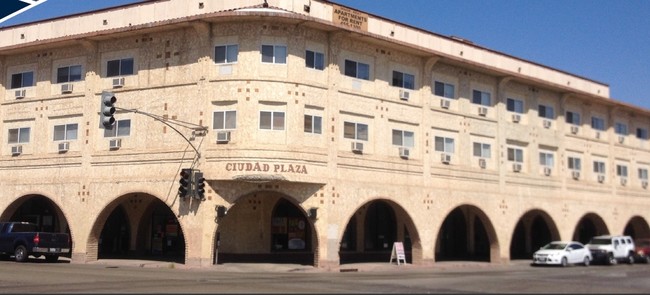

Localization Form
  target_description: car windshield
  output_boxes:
[589,238,610,245]
[542,243,567,250]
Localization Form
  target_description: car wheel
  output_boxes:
[627,254,635,264]
[645,256,650,264]
[14,245,27,263]
[608,253,617,265]
[583,256,590,266]
[561,257,568,267]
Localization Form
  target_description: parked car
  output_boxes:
[634,238,650,263]
[0,222,70,262]
[532,241,592,267]
[586,235,635,265]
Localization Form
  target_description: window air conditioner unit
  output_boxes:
[572,170,580,180]
[61,83,73,94]
[440,153,451,164]
[14,89,26,99]
[112,77,125,88]
[351,141,363,154]
[512,114,521,123]
[512,163,522,172]
[216,131,231,143]
[109,138,121,149]
[618,136,625,144]
[543,119,551,129]
[642,180,648,189]
[440,99,450,109]
[597,173,605,183]
[398,147,410,159]
[399,89,410,101]
[11,145,22,156]
[620,177,628,186]
[544,167,552,176]
[478,158,486,169]
[58,141,69,153]
[478,106,488,116]
[570,125,579,134]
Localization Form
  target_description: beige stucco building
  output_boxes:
[0,0,649,269]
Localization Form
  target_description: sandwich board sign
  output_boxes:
[389,242,406,265]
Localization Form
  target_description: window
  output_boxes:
[56,65,82,83]
[617,164,628,178]
[103,119,131,137]
[392,71,414,90]
[472,142,491,158]
[507,147,523,163]
[8,127,30,144]
[10,71,34,89]
[344,59,370,80]
[305,50,324,70]
[506,98,524,114]
[434,81,455,99]
[565,111,581,125]
[213,111,237,130]
[538,105,554,119]
[434,136,455,153]
[539,152,554,167]
[591,117,606,131]
[214,45,239,64]
[593,161,606,174]
[53,123,78,141]
[343,122,368,141]
[392,130,414,147]
[107,58,134,77]
[472,90,491,106]
[259,111,285,130]
[304,115,322,134]
[568,157,581,171]
[261,45,287,64]
[639,168,648,180]
[637,128,649,140]
[615,122,628,135]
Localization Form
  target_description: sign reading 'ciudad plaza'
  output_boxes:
[225,162,308,174]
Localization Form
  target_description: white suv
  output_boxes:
[586,235,636,265]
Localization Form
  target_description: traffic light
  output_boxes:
[99,91,117,129]
[194,171,205,200]
[178,168,192,199]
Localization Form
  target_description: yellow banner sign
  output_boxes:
[332,4,368,31]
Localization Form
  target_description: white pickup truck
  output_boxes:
[586,235,636,265]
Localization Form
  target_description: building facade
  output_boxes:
[0,0,649,269]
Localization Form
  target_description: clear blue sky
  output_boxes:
[2,0,649,110]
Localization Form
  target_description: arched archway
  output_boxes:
[573,213,608,244]
[1,195,69,234]
[435,205,498,262]
[510,210,559,260]
[623,216,650,239]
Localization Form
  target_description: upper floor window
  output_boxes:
[506,98,524,114]
[639,168,648,180]
[392,129,414,147]
[344,122,368,141]
[259,111,285,130]
[56,65,82,83]
[392,71,414,90]
[8,127,30,144]
[472,90,491,106]
[472,142,491,158]
[11,71,34,89]
[591,116,606,131]
[538,105,555,119]
[565,111,581,125]
[507,147,523,163]
[616,164,628,178]
[593,161,606,174]
[215,45,239,64]
[434,81,455,99]
[568,156,581,171]
[344,59,370,80]
[305,50,324,70]
[261,45,287,64]
[434,136,455,153]
[615,122,628,135]
[107,58,134,77]
[104,119,131,137]
[539,152,554,168]
[304,115,322,134]
[53,123,78,141]
[637,128,649,140]
[213,111,237,130]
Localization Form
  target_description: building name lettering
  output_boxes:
[225,162,308,174]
